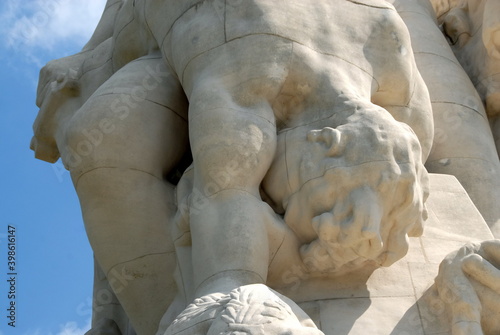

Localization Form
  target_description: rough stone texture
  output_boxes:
[31,1,500,334]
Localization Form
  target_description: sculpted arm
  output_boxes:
[369,5,434,161]
[37,0,122,104]
[82,0,123,52]
[32,1,124,162]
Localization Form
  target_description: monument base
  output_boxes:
[294,173,493,334]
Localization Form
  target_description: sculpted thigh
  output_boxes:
[60,56,189,180]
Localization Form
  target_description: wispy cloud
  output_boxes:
[55,318,92,335]
[1,0,106,65]
[25,318,91,335]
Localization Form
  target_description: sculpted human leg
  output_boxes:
[60,56,188,335]
[187,85,277,298]
[165,73,328,334]
[392,0,500,237]
[87,260,134,335]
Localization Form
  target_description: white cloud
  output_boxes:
[55,318,92,335]
[1,0,106,64]
[24,318,91,335]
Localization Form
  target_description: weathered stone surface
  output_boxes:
[32,1,500,334]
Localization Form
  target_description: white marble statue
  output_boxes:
[31,0,500,334]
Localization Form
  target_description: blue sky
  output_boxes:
[0,1,107,334]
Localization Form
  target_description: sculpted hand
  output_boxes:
[299,99,428,273]
[435,240,500,335]
[38,66,80,107]
[36,54,84,107]
[300,186,384,273]
[32,58,82,163]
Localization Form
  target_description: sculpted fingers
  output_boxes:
[358,193,383,254]
[302,209,362,272]
[300,240,331,272]
[381,180,423,265]
[357,234,383,260]
[462,253,500,293]
[436,245,484,335]
[407,164,428,237]
[312,212,340,243]
[53,68,80,93]
[337,187,381,247]
[435,241,500,334]
[350,188,384,259]
[38,60,72,106]
[437,273,483,335]
[481,240,500,268]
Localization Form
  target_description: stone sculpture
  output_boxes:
[389,0,500,238]
[31,0,500,334]
[431,0,500,156]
